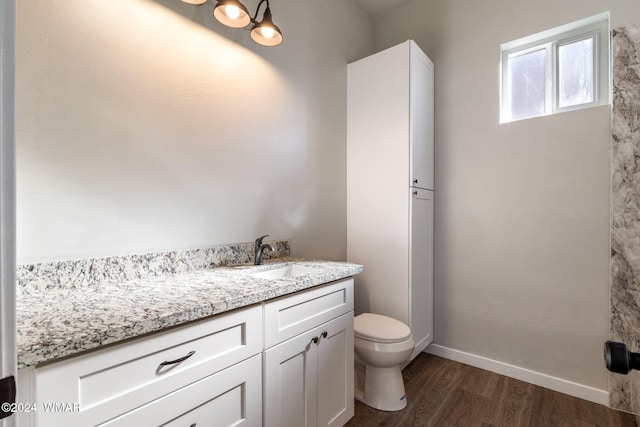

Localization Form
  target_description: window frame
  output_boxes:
[500,12,610,123]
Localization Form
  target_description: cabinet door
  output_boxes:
[409,42,435,190]
[264,328,318,427]
[317,313,354,427]
[409,188,434,358]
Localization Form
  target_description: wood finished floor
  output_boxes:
[345,353,637,427]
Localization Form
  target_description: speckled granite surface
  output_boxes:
[18,259,362,368]
[610,23,640,413]
[17,240,290,294]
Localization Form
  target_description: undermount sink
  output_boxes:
[248,264,316,280]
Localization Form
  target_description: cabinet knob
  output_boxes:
[413,179,418,184]
[159,350,196,367]
[311,336,319,344]
[190,424,197,427]
[413,191,418,196]
[321,331,328,339]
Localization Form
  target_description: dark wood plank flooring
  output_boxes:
[345,353,637,427]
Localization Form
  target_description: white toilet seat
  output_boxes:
[355,335,415,354]
[355,313,411,343]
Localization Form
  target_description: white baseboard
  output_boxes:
[426,344,608,406]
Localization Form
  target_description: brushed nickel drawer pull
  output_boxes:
[159,350,196,367]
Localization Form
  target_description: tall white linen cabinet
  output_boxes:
[347,40,434,360]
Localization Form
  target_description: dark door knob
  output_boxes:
[604,341,640,374]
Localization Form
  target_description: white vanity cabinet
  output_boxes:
[20,305,263,427]
[17,276,357,427]
[263,279,354,427]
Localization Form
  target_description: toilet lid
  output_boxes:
[354,313,411,343]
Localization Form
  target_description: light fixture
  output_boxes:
[213,0,251,29]
[180,0,283,47]
[250,4,283,47]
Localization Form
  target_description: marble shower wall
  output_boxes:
[610,22,640,414]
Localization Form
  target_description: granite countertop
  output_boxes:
[17,259,363,369]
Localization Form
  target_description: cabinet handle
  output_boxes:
[413,191,418,196]
[159,350,196,367]
[321,331,328,339]
[190,424,197,427]
[311,336,319,344]
[413,179,418,184]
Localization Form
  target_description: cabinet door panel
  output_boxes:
[317,313,354,427]
[264,328,318,427]
[410,42,435,190]
[409,188,434,358]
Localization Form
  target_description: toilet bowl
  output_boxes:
[354,313,415,411]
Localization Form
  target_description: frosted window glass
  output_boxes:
[558,38,594,108]
[508,49,546,121]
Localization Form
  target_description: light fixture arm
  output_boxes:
[250,0,270,24]
[248,0,282,46]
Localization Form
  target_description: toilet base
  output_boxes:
[355,364,407,411]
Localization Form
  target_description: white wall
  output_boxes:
[371,0,640,394]
[0,2,17,427]
[16,0,374,264]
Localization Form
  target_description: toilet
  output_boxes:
[354,313,415,411]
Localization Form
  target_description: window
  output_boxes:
[500,12,609,123]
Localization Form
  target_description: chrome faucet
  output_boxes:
[254,234,275,265]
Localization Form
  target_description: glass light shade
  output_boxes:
[181,0,207,4]
[213,0,251,28]
[250,8,283,46]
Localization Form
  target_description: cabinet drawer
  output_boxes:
[99,354,262,427]
[264,279,354,348]
[36,305,262,427]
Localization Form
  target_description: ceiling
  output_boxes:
[354,0,412,15]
